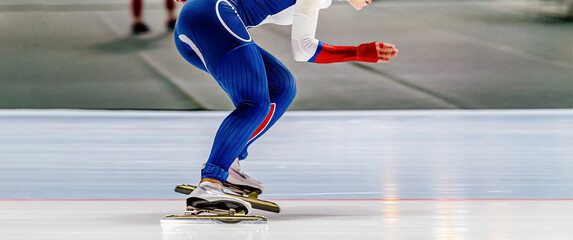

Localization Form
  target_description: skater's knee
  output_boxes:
[269,69,297,106]
[274,79,297,106]
[237,99,271,118]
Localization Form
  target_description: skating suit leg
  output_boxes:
[174,0,295,183]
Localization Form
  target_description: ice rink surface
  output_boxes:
[1,109,572,239]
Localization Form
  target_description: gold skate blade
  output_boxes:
[175,184,280,213]
[185,206,245,216]
[161,214,268,224]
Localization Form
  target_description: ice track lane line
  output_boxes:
[2,199,573,202]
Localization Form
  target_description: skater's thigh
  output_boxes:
[174,0,252,76]
[257,46,296,97]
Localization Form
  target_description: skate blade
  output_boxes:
[175,184,280,213]
[161,215,268,224]
[222,182,262,197]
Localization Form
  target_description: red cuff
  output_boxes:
[313,42,378,64]
[314,44,356,63]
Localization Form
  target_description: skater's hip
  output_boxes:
[175,0,253,76]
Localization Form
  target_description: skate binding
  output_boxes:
[222,179,264,197]
[185,197,250,215]
[247,192,259,199]
[184,206,243,216]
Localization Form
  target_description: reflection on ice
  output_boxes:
[162,223,269,240]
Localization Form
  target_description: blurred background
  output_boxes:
[1,0,572,111]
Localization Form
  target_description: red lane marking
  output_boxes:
[0,199,182,202]
[268,198,573,201]
[1,198,572,202]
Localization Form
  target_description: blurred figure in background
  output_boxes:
[131,0,178,34]
[533,0,573,19]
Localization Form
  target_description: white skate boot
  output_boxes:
[186,181,252,215]
[223,158,265,196]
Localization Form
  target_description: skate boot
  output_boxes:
[186,181,252,215]
[223,158,265,197]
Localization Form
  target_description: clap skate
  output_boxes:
[175,159,279,213]
[162,181,275,224]
[173,183,280,213]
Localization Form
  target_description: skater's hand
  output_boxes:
[376,42,398,63]
[174,0,186,3]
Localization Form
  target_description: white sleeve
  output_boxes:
[290,0,331,62]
